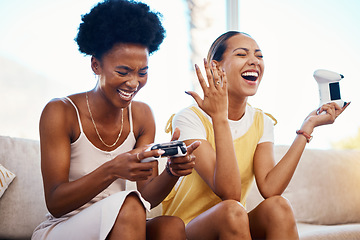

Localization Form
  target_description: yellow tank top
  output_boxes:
[162,106,266,225]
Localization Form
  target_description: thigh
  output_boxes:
[185,205,225,240]
[107,193,147,239]
[35,191,147,240]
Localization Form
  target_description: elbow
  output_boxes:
[259,188,283,200]
[45,197,68,218]
[217,189,241,202]
[213,181,242,202]
[51,212,64,218]
[260,192,272,200]
[47,205,65,218]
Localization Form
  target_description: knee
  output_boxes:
[110,194,147,237]
[158,216,185,234]
[218,200,249,228]
[120,193,146,221]
[147,216,186,240]
[264,196,296,224]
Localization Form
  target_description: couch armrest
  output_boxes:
[0,136,48,239]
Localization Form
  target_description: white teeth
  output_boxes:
[242,71,259,77]
[117,89,134,99]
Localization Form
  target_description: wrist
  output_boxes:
[103,160,118,182]
[211,114,228,125]
[165,160,178,178]
[300,120,315,135]
[296,129,313,143]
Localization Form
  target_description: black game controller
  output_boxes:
[141,140,187,162]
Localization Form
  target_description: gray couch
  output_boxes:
[1,135,360,239]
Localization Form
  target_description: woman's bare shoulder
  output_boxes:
[131,100,153,117]
[40,97,80,137]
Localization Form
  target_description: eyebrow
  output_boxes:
[233,47,262,53]
[140,66,149,71]
[115,66,149,71]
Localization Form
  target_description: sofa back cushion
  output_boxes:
[0,136,48,239]
[247,145,360,225]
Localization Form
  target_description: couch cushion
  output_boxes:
[0,136,48,239]
[297,223,360,240]
[278,146,360,225]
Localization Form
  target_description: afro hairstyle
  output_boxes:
[75,0,166,60]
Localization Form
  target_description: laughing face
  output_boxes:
[218,34,264,99]
[93,43,149,108]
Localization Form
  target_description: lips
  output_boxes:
[117,89,136,101]
[241,71,259,82]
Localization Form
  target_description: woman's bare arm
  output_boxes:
[254,102,350,198]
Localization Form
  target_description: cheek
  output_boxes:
[138,77,148,90]
[225,67,240,85]
[222,63,235,80]
[226,75,240,91]
[259,63,265,79]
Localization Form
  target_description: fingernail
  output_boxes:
[203,58,207,64]
[211,61,215,67]
[194,64,199,70]
[185,91,191,95]
[158,149,165,155]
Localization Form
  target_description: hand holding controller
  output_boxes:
[141,140,187,163]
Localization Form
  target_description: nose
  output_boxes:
[247,54,260,66]
[125,76,140,90]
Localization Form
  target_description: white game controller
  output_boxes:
[141,140,187,163]
[314,69,346,109]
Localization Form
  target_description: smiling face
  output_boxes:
[217,34,264,100]
[92,43,149,108]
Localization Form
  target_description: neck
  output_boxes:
[88,89,124,122]
[228,96,247,121]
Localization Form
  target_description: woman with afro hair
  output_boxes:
[32,0,199,239]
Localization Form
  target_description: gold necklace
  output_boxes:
[86,92,124,148]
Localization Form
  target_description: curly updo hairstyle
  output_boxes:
[75,0,166,60]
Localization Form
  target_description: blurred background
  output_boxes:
[0,0,359,149]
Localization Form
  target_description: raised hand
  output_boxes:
[186,58,228,119]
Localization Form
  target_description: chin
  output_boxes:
[245,87,259,97]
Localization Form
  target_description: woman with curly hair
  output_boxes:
[31,0,199,239]
[163,31,349,239]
